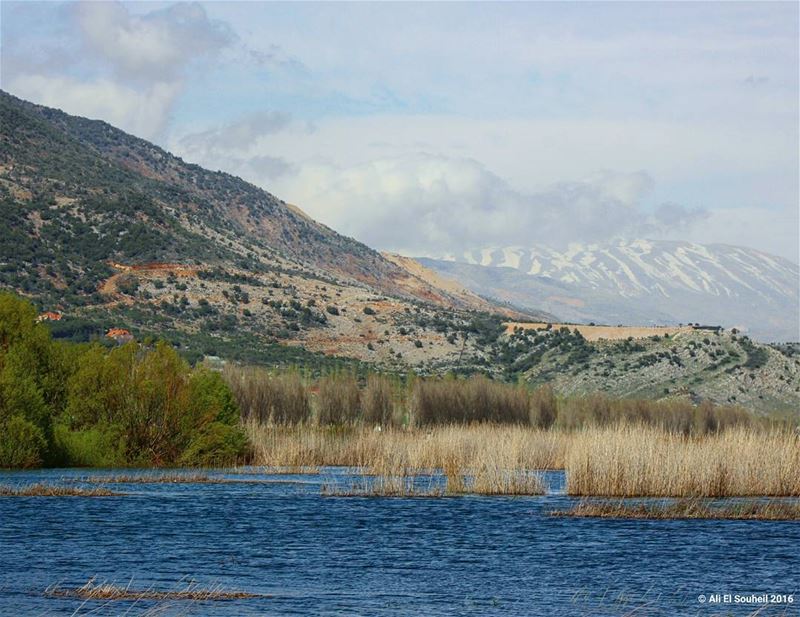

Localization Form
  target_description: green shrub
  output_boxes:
[0,291,39,348]
[0,415,47,468]
[63,342,245,466]
[53,423,125,467]
[186,369,239,427]
[178,422,247,467]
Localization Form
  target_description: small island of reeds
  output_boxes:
[552,499,800,520]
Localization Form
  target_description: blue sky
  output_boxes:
[2,1,798,261]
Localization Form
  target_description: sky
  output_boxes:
[1,1,798,262]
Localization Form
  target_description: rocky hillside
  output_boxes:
[0,90,531,372]
[424,239,799,342]
[0,90,494,312]
[1,91,796,413]
[500,324,799,414]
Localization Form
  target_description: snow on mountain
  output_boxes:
[422,240,799,341]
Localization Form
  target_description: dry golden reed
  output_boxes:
[245,423,566,472]
[84,473,216,484]
[566,426,800,497]
[246,421,798,498]
[82,473,276,485]
[228,465,320,475]
[321,475,445,497]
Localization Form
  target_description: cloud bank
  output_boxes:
[2,1,797,261]
[3,1,238,139]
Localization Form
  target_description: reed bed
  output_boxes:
[245,422,566,472]
[232,366,796,500]
[227,465,320,475]
[247,421,798,499]
[82,473,278,485]
[83,473,218,484]
[322,466,544,497]
[566,426,800,497]
[468,464,546,495]
[225,366,311,424]
[259,423,554,496]
[322,475,446,497]
[0,483,121,497]
[317,374,362,425]
[45,578,265,601]
[553,499,800,520]
[361,374,398,426]
[412,376,529,425]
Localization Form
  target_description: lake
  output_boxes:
[0,468,797,616]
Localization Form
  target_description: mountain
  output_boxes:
[0,89,495,308]
[1,91,797,413]
[422,240,799,342]
[1,90,542,373]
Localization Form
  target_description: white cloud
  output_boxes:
[3,1,235,140]
[260,154,710,257]
[4,2,796,262]
[8,74,181,139]
[210,113,794,200]
[72,1,233,82]
[178,111,295,156]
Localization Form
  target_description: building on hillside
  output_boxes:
[691,324,723,333]
[106,328,134,344]
[37,311,62,322]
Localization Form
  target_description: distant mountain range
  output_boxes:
[421,240,799,341]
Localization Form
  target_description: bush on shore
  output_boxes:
[0,292,246,469]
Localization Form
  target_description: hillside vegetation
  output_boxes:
[505,324,799,413]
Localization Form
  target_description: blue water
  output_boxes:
[0,468,797,616]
